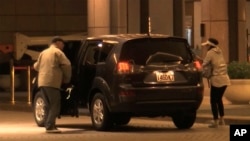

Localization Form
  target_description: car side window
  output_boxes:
[95,43,114,63]
[85,47,98,64]
[80,40,101,65]
[83,42,114,65]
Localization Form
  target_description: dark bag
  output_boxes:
[60,85,79,117]
[202,64,213,78]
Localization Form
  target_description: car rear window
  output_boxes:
[120,38,192,65]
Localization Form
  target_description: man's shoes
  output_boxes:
[46,127,61,133]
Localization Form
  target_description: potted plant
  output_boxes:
[224,61,250,104]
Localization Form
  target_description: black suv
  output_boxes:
[32,34,204,131]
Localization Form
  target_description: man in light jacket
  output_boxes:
[34,37,71,133]
[202,38,231,128]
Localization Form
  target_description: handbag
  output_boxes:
[202,63,212,78]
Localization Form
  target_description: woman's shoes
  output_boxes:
[208,118,225,128]
[208,120,219,128]
[219,118,225,125]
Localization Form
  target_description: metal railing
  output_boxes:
[10,60,32,104]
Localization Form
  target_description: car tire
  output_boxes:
[33,91,47,127]
[172,112,196,129]
[90,93,113,131]
[113,114,131,126]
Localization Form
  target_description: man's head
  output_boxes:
[51,36,65,50]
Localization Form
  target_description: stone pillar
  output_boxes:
[140,0,149,34]
[237,0,247,62]
[173,0,184,37]
[88,0,110,36]
[247,2,250,61]
[193,1,202,56]
[110,0,127,34]
[127,0,140,33]
[201,0,247,62]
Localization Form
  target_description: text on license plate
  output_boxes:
[156,71,175,82]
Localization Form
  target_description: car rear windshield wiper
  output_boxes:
[146,52,183,65]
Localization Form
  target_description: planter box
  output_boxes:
[224,79,250,104]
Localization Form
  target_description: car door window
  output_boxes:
[80,40,101,65]
[85,47,97,64]
[95,42,114,64]
[83,42,114,65]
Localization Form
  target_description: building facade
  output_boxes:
[0,0,250,62]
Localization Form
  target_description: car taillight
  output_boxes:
[117,62,132,74]
[194,60,202,70]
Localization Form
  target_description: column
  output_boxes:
[127,0,140,33]
[88,0,110,36]
[237,0,247,61]
[247,2,250,61]
[193,1,202,56]
[110,0,127,34]
[140,0,149,34]
[173,0,184,37]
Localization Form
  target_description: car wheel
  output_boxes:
[33,92,47,127]
[113,114,131,126]
[90,93,113,131]
[172,112,196,129]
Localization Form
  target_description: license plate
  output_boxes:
[156,71,175,82]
